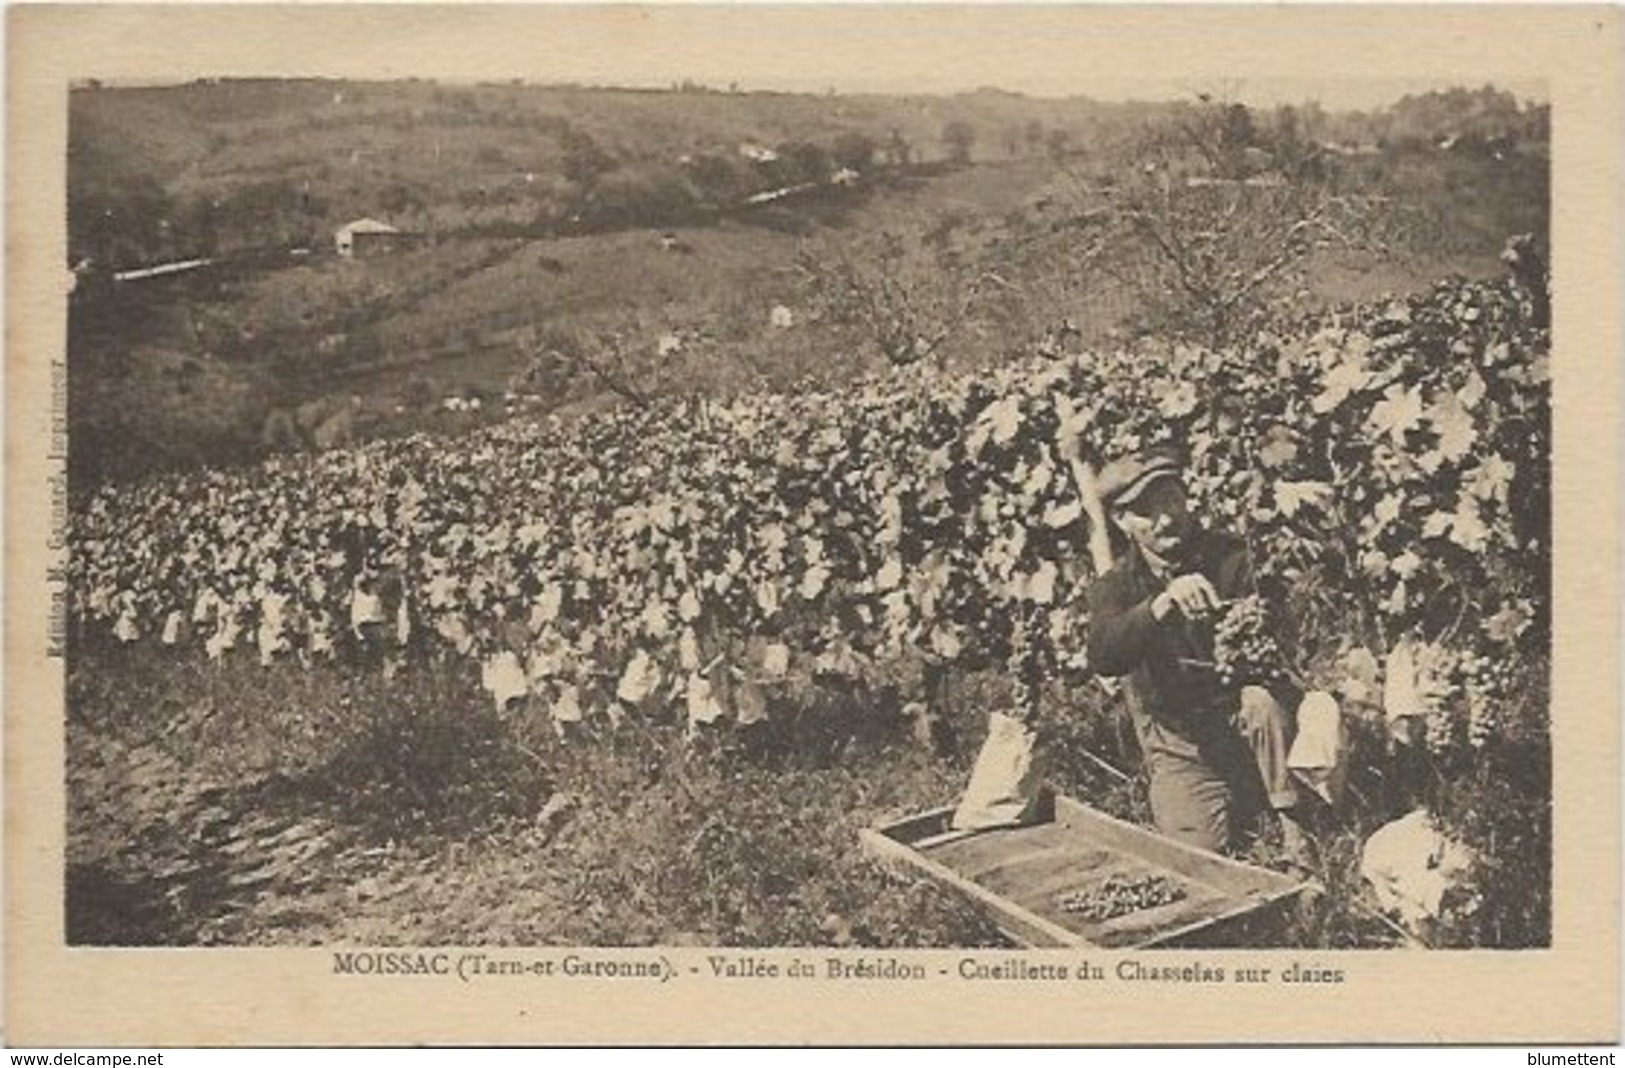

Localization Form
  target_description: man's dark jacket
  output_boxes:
[1086,528,1262,753]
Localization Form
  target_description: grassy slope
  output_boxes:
[66,645,1012,947]
[68,636,1412,947]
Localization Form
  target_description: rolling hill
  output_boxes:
[66,79,1548,486]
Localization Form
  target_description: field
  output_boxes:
[66,80,1551,950]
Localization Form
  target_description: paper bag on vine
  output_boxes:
[951,711,1044,831]
[1288,690,1349,806]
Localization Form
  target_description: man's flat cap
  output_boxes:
[1097,448,1182,508]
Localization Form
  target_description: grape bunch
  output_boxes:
[1424,697,1456,756]
[1007,609,1050,723]
[1057,872,1186,922]
[1211,595,1284,688]
[1456,649,1513,749]
[1414,642,1461,756]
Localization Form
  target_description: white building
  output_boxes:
[335,218,419,259]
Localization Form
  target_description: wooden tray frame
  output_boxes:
[860,793,1310,948]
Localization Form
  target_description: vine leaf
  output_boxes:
[1257,426,1299,469]
[1422,495,1490,553]
[1428,393,1477,464]
[1465,454,1516,504]
[1368,384,1425,444]
[1274,480,1333,518]
[1373,493,1403,532]
[1311,352,1371,414]
[1158,381,1200,419]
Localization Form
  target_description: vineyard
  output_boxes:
[68,273,1551,948]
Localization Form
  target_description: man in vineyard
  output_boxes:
[1085,448,1309,861]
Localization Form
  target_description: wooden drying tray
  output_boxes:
[860,792,1310,948]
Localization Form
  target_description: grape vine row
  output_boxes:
[69,276,1550,764]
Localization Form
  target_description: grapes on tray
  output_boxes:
[1057,871,1186,921]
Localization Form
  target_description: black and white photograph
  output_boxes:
[7,3,1619,1048]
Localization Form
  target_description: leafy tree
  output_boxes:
[1001,124,1022,159]
[831,131,878,172]
[559,125,616,187]
[778,140,833,185]
[687,152,750,206]
[1218,102,1256,177]
[883,129,913,168]
[379,182,425,219]
[581,165,700,230]
[1045,128,1071,163]
[1031,109,1385,347]
[1024,119,1046,156]
[172,194,221,259]
[797,225,1004,370]
[67,116,173,267]
[941,120,976,166]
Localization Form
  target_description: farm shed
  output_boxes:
[335,218,422,259]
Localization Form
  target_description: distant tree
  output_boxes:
[1266,104,1323,181]
[798,228,1002,370]
[1383,86,1528,148]
[516,315,728,408]
[1221,102,1256,148]
[831,131,877,172]
[1045,128,1071,163]
[1218,102,1256,177]
[1002,124,1022,159]
[1045,116,1384,346]
[778,140,833,185]
[884,129,913,168]
[1024,119,1046,156]
[222,178,308,250]
[941,120,977,166]
[1270,105,1300,157]
[1295,100,1328,145]
[1520,102,1550,144]
[584,165,699,229]
[559,125,616,187]
[68,117,173,266]
[379,182,425,218]
[173,194,221,259]
[688,152,750,206]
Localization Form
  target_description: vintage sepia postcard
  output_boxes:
[6,3,1620,1047]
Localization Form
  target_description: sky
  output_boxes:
[62,5,1550,112]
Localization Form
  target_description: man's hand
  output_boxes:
[1152,574,1220,622]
